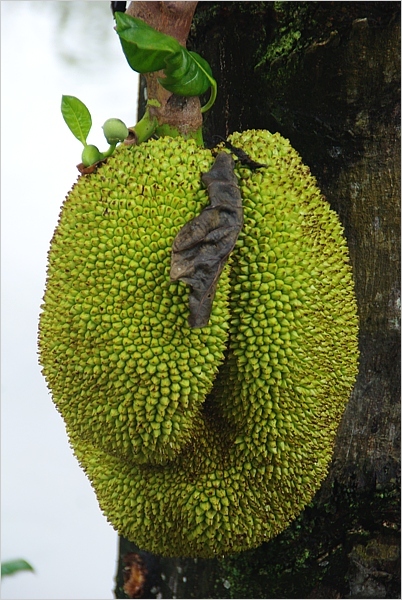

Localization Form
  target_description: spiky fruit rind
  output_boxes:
[218,130,359,456]
[39,137,230,464]
[39,130,359,558]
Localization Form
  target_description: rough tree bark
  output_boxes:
[115,2,400,598]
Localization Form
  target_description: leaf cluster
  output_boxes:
[61,97,129,169]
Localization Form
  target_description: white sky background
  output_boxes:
[1,2,139,598]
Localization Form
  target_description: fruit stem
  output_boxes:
[131,108,158,144]
[100,143,117,160]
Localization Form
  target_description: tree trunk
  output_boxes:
[115,2,400,597]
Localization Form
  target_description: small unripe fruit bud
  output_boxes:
[82,145,102,167]
[102,118,129,144]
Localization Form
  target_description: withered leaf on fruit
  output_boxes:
[170,152,243,328]
[212,135,267,170]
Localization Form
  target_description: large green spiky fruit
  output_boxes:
[38,130,359,558]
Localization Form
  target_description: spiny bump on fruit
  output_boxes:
[38,130,359,558]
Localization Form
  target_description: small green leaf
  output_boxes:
[115,13,217,107]
[61,95,92,145]
[1,559,34,578]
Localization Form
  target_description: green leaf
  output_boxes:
[115,13,217,101]
[61,95,92,145]
[1,559,34,578]
[115,13,181,73]
[161,50,214,97]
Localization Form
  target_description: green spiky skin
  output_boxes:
[40,139,230,464]
[38,130,359,558]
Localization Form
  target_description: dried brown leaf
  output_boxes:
[170,152,243,328]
